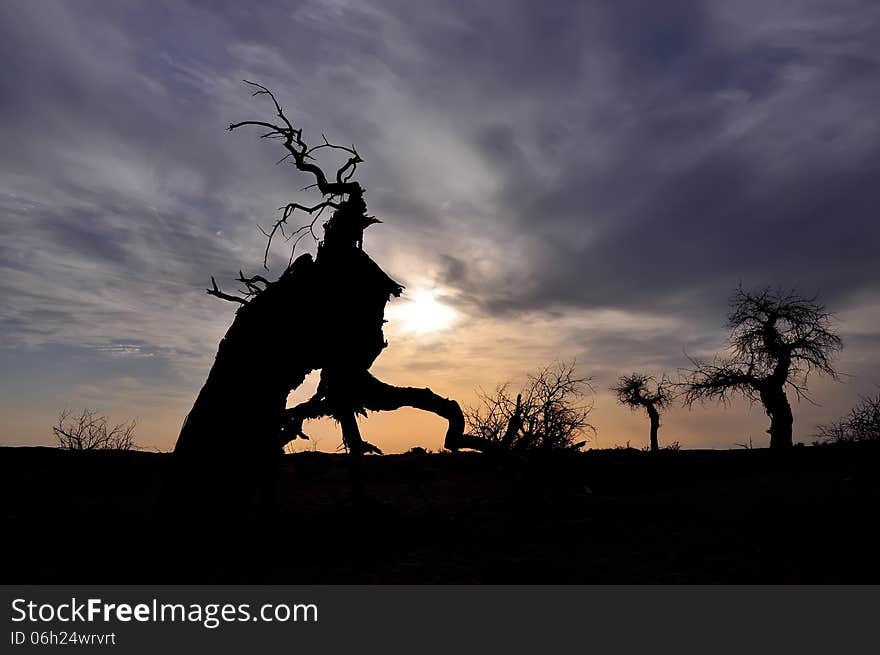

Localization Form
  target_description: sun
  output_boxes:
[389,288,457,334]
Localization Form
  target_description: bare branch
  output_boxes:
[678,354,760,407]
[226,81,378,267]
[612,372,673,410]
[235,270,272,298]
[228,81,362,198]
[258,199,339,268]
[207,276,249,305]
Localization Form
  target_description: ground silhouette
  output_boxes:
[3,443,879,583]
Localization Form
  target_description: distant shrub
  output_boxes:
[815,393,880,444]
[52,407,138,451]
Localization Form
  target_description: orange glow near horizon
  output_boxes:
[2,301,873,455]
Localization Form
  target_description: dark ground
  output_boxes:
[2,443,879,583]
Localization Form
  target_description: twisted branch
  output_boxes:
[228,81,366,267]
[207,276,249,305]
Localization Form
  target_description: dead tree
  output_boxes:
[681,286,842,449]
[174,82,491,468]
[612,373,671,452]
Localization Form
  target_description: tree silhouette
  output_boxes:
[612,373,671,452]
[464,361,595,451]
[173,82,491,469]
[682,286,842,449]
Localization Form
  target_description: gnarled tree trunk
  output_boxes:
[646,403,660,453]
[174,255,318,464]
[761,385,793,449]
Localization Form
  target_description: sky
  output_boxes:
[2,0,879,453]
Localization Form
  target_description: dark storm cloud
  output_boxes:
[1,0,879,392]
[427,0,880,322]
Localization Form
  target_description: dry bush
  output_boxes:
[816,392,880,444]
[52,407,138,451]
[464,360,595,451]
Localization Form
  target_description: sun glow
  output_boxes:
[389,288,457,334]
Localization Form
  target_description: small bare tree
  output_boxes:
[612,373,672,452]
[681,286,842,449]
[52,407,138,451]
[816,392,880,443]
[464,361,595,451]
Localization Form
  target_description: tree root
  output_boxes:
[281,370,495,453]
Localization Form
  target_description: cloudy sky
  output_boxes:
[2,0,879,452]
